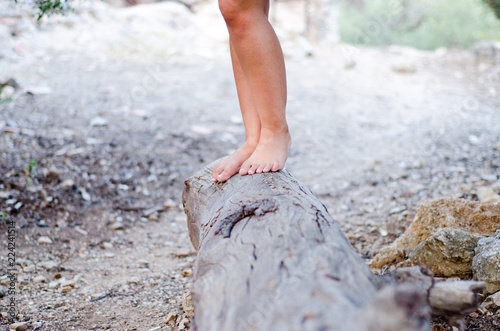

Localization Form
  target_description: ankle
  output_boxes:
[240,140,258,150]
[260,125,289,138]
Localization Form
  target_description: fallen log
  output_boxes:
[182,164,485,331]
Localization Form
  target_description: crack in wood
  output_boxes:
[310,204,326,242]
[214,199,278,238]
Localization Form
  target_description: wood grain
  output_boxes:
[183,164,482,331]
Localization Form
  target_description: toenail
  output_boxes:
[218,174,223,177]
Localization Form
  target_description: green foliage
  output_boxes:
[339,0,500,50]
[14,0,72,20]
[0,87,13,105]
[28,160,38,179]
[484,0,500,18]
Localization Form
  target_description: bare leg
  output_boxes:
[215,0,291,181]
[211,40,261,182]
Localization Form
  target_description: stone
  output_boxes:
[402,228,482,277]
[182,292,194,317]
[490,291,500,307]
[80,188,91,201]
[23,265,35,272]
[90,116,108,127]
[481,291,500,309]
[111,222,124,231]
[9,322,28,331]
[138,260,149,268]
[175,248,191,258]
[165,312,178,324]
[371,198,500,269]
[37,236,53,244]
[48,281,59,289]
[36,219,50,227]
[59,179,75,188]
[163,199,177,210]
[102,242,114,250]
[60,286,72,293]
[33,275,48,283]
[25,85,52,95]
[39,260,58,270]
[477,187,500,204]
[178,318,189,330]
[60,279,76,287]
[473,231,500,293]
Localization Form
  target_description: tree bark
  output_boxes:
[182,164,483,331]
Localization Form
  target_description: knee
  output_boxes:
[218,0,251,29]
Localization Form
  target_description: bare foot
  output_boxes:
[239,129,291,176]
[212,143,257,182]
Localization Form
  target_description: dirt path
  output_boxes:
[1,1,499,330]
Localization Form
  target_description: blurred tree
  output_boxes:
[14,0,72,20]
[484,0,500,18]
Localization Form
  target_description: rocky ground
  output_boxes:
[1,0,500,330]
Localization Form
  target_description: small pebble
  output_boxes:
[165,313,177,324]
[138,260,149,268]
[48,281,59,289]
[61,286,72,293]
[490,291,500,307]
[37,236,53,244]
[36,219,50,227]
[90,116,108,127]
[175,248,190,258]
[102,242,114,250]
[111,222,124,231]
[163,199,177,210]
[9,322,28,331]
[39,260,57,269]
[33,275,48,283]
[60,279,76,287]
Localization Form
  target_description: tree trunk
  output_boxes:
[182,164,484,331]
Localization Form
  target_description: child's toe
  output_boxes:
[255,165,264,174]
[239,160,252,175]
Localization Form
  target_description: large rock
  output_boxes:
[473,230,500,293]
[477,186,500,204]
[371,198,500,269]
[402,228,482,277]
